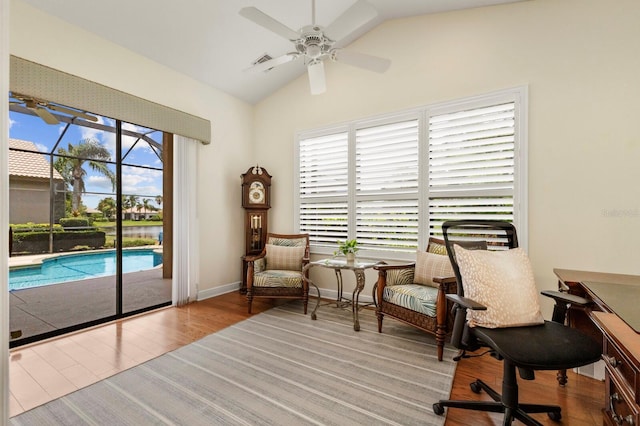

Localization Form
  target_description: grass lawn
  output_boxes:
[96,220,163,227]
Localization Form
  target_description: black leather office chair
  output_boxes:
[433,220,601,425]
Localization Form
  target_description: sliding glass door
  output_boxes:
[8,94,171,347]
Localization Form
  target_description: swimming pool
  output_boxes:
[9,249,163,291]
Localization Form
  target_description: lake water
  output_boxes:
[100,225,163,239]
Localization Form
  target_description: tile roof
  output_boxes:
[8,138,64,181]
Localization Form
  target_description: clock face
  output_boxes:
[248,181,265,204]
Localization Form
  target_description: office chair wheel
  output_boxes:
[470,380,483,394]
[548,411,562,421]
[432,403,444,415]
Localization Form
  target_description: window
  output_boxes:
[355,119,420,253]
[296,87,527,258]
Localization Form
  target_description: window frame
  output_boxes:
[295,86,528,260]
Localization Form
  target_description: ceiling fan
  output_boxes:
[239,0,391,95]
[9,92,98,125]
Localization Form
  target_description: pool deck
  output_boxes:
[9,247,170,344]
[9,245,164,269]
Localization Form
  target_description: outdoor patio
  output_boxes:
[9,252,171,344]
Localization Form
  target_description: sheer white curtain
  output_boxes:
[172,135,200,306]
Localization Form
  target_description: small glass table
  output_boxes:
[304,258,385,331]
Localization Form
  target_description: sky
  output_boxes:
[9,105,163,211]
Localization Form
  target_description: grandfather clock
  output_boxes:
[240,165,271,292]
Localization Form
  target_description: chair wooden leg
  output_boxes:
[436,338,444,362]
[376,312,383,333]
[436,326,446,361]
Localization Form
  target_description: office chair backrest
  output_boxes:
[441,220,519,350]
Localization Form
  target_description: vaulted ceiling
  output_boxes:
[17,0,525,104]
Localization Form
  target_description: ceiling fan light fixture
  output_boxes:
[306,44,322,59]
[307,61,326,95]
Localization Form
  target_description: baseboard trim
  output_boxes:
[197,283,374,305]
[197,281,240,301]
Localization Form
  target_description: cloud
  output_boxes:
[81,115,107,141]
[9,117,15,129]
[121,167,162,194]
[83,167,161,199]
[35,143,48,153]
[87,175,115,191]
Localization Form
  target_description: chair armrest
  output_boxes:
[375,263,415,288]
[244,253,266,263]
[541,290,591,307]
[373,262,415,272]
[433,276,457,292]
[446,294,487,311]
[374,263,415,307]
[541,290,592,324]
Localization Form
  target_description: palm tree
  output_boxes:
[55,138,115,214]
[97,197,117,219]
[142,198,155,213]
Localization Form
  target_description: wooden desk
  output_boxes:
[554,269,640,425]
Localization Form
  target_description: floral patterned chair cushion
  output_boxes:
[382,284,439,317]
[253,269,304,288]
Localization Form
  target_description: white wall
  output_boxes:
[253,0,640,300]
[9,0,255,296]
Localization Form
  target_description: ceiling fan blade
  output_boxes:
[30,106,60,125]
[244,53,299,73]
[333,49,391,73]
[324,0,378,42]
[47,104,98,122]
[307,61,326,95]
[239,7,300,41]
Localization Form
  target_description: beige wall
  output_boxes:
[253,0,640,301]
[9,0,255,294]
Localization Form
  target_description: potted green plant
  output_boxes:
[335,239,359,263]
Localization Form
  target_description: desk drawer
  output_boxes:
[605,373,639,426]
[604,337,639,404]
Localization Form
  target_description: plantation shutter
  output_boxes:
[427,102,516,236]
[355,119,419,252]
[299,131,349,247]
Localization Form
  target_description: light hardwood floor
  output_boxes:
[10,292,604,424]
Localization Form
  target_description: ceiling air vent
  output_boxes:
[252,54,274,72]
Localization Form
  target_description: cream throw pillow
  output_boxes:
[454,245,544,328]
[265,244,305,271]
[414,251,454,287]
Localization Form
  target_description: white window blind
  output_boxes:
[296,87,527,256]
[355,119,419,252]
[299,131,349,247]
[427,101,516,237]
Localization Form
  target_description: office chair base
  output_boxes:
[433,379,561,426]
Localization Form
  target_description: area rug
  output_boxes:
[10,301,457,425]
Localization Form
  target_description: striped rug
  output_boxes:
[10,301,457,425]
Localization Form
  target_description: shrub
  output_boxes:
[104,237,156,248]
[59,217,94,229]
[11,230,106,254]
[10,223,63,232]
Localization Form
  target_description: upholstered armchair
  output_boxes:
[245,233,310,314]
[373,238,457,361]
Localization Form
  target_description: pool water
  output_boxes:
[9,249,163,290]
